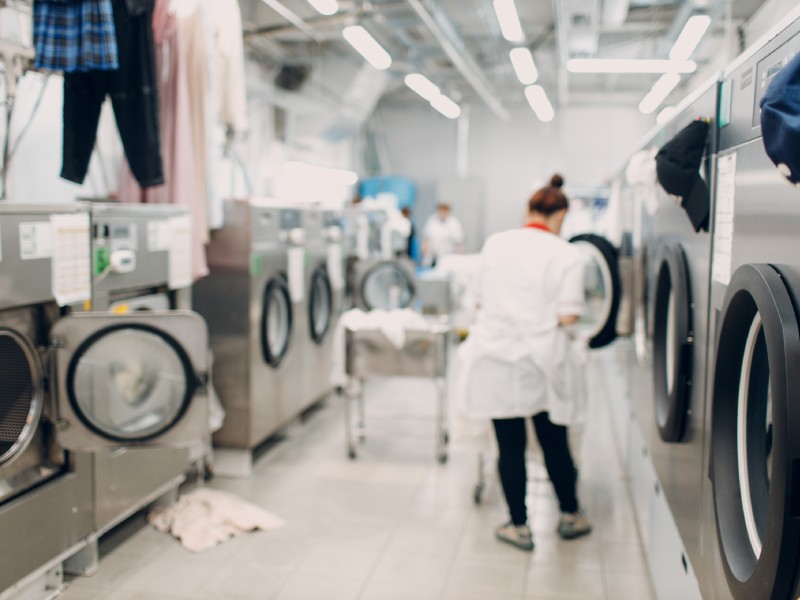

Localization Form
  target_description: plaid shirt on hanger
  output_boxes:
[34,0,119,73]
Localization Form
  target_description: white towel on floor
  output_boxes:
[148,489,284,552]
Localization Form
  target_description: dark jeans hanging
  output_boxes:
[492,412,579,526]
[61,0,164,188]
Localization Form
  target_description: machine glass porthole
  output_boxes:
[67,325,195,442]
[568,234,621,349]
[0,330,44,466]
[262,276,292,367]
[652,245,692,443]
[711,263,800,600]
[309,267,333,344]
[362,262,415,311]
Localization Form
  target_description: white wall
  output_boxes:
[372,101,652,243]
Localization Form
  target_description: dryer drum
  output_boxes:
[262,276,293,368]
[653,244,693,443]
[568,234,621,349]
[0,329,43,466]
[309,266,333,345]
[361,261,415,311]
[711,263,800,600]
[66,323,198,443]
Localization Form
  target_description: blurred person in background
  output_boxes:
[422,203,464,267]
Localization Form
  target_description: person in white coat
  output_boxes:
[462,174,591,551]
[421,203,464,266]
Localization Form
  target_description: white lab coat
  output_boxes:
[422,214,464,265]
[459,228,588,425]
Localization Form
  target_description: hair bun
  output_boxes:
[550,174,564,188]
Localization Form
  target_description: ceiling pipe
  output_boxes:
[551,0,570,105]
[259,0,322,42]
[405,0,510,121]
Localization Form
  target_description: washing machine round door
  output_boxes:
[569,234,622,349]
[262,276,293,367]
[711,264,800,600]
[361,261,415,311]
[309,266,333,344]
[652,245,693,442]
[0,329,44,466]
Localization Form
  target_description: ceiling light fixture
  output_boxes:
[430,94,461,119]
[670,15,712,60]
[306,0,338,15]
[342,25,392,70]
[566,59,697,74]
[639,74,681,114]
[493,0,524,43]
[524,85,554,122]
[509,47,538,85]
[404,73,440,101]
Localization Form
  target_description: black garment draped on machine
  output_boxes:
[61,0,164,188]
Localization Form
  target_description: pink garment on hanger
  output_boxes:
[118,0,208,280]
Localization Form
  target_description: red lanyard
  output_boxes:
[525,222,552,233]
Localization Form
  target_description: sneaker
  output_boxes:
[496,522,534,551]
[557,510,592,540]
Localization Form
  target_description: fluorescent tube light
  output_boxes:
[405,73,440,101]
[670,15,711,60]
[307,0,338,15]
[493,0,524,42]
[342,26,392,70]
[656,106,678,125]
[639,74,681,114]
[566,59,697,74]
[524,85,554,122]
[430,94,461,119]
[509,47,538,85]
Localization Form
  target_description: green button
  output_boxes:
[250,254,262,276]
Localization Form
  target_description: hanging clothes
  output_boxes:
[34,0,119,73]
[207,0,248,133]
[117,0,208,280]
[60,0,163,188]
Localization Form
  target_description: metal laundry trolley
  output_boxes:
[343,322,451,463]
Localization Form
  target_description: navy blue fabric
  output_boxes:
[761,53,800,185]
[34,0,119,73]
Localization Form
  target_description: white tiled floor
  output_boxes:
[59,354,656,600]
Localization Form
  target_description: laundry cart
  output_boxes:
[343,322,451,463]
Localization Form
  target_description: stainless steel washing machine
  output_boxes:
[193,199,304,456]
[0,205,209,595]
[85,203,201,536]
[702,14,800,599]
[298,207,345,410]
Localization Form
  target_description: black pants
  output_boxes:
[492,412,579,526]
[61,0,163,187]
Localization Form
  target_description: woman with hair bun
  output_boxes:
[461,173,591,551]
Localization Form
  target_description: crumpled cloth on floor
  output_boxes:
[330,308,432,386]
[148,488,284,552]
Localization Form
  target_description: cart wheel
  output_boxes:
[437,452,448,465]
[473,483,484,505]
[348,447,357,460]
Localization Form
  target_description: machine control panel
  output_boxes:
[752,34,800,127]
[280,209,301,231]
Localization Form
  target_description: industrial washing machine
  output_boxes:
[346,206,416,311]
[85,203,203,536]
[298,207,345,410]
[0,205,209,597]
[193,198,305,474]
[702,12,800,600]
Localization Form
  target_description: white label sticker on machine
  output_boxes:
[19,221,53,260]
[327,243,344,290]
[712,152,737,285]
[147,220,172,252]
[288,247,306,302]
[51,213,91,306]
[168,215,192,289]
